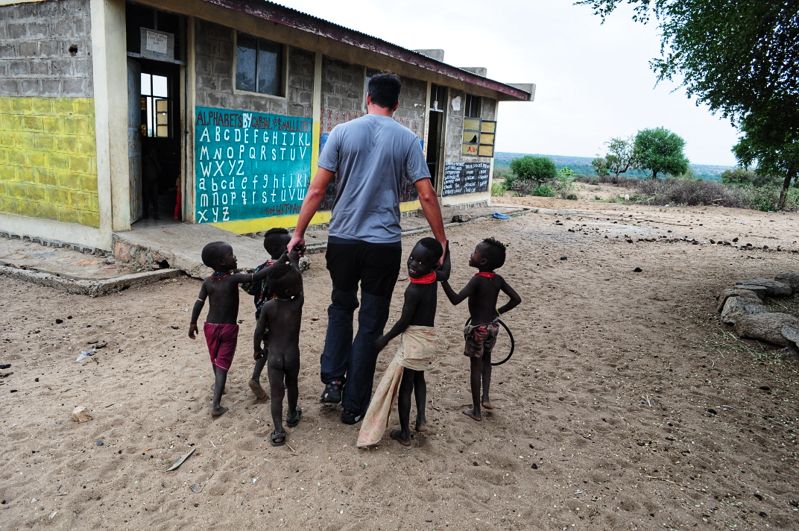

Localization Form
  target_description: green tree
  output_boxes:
[633,128,689,179]
[510,156,557,185]
[591,157,610,177]
[733,110,799,209]
[604,136,636,177]
[577,0,799,208]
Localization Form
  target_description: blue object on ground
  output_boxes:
[492,212,511,220]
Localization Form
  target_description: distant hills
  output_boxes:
[494,152,735,181]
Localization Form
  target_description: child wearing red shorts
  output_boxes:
[188,241,277,417]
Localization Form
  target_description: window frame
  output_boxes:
[233,31,288,99]
[465,94,482,118]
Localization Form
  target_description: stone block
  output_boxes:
[720,296,766,324]
[735,278,792,297]
[734,312,799,346]
[775,272,799,291]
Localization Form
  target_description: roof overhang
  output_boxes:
[187,0,534,102]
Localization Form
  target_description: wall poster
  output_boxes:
[194,106,312,223]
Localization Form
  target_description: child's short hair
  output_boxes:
[269,260,302,298]
[263,228,290,257]
[480,238,506,269]
[417,237,443,262]
[201,241,229,269]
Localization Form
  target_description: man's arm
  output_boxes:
[288,167,335,254]
[414,178,447,258]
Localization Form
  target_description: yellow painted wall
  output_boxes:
[0,96,99,227]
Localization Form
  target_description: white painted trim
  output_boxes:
[442,192,491,207]
[186,16,196,222]
[0,213,110,250]
[89,0,115,239]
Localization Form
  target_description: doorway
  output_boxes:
[426,84,447,189]
[136,60,180,221]
[126,2,185,225]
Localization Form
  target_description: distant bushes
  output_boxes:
[626,179,799,211]
[505,156,577,199]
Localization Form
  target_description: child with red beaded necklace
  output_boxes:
[441,238,521,422]
[357,237,449,447]
[188,241,279,417]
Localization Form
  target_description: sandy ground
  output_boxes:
[2,190,799,529]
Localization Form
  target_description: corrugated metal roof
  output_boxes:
[200,0,532,101]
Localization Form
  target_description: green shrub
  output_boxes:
[510,156,557,185]
[533,183,555,197]
[491,181,506,196]
[721,167,780,187]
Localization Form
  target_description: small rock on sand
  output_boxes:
[71,406,93,423]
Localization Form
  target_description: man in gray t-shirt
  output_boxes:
[289,73,447,424]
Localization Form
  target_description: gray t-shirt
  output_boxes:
[318,114,429,244]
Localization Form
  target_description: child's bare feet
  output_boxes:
[481,398,493,410]
[248,379,268,401]
[390,429,411,446]
[415,418,428,432]
[463,408,482,421]
[211,405,228,417]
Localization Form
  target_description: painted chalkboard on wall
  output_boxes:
[441,161,490,197]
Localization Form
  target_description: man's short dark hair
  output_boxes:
[201,241,229,269]
[263,227,290,256]
[480,238,506,269]
[368,73,401,109]
[417,237,443,263]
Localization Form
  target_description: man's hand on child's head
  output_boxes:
[188,323,198,339]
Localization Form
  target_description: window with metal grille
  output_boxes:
[465,94,481,118]
[236,33,284,96]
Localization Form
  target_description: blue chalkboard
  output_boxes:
[194,107,312,223]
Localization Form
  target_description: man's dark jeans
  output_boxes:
[321,237,402,415]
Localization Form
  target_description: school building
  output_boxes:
[0,0,534,251]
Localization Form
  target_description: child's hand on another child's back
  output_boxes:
[375,335,389,352]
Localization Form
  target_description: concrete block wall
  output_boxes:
[393,77,426,138]
[0,0,99,227]
[446,89,466,164]
[320,57,365,133]
[0,0,93,97]
[194,20,313,118]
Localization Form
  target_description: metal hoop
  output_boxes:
[464,317,515,366]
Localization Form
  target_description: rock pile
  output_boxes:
[718,273,799,348]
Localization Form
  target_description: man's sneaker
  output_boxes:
[320,380,343,404]
[341,409,363,425]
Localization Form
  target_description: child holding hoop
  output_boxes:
[442,238,521,421]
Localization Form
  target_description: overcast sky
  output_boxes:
[271,0,740,166]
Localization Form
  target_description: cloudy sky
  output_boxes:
[271,0,740,166]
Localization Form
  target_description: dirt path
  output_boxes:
[1,197,798,529]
